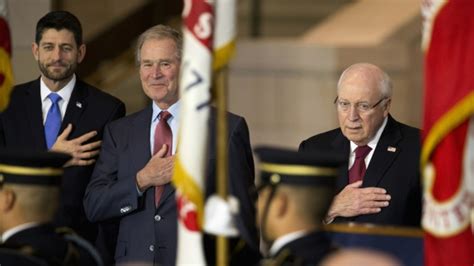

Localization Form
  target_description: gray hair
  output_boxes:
[337,63,393,98]
[135,24,183,65]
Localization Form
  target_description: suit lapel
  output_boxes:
[25,79,47,149]
[363,116,402,187]
[61,80,87,133]
[331,131,350,192]
[130,106,153,182]
[129,107,154,209]
[128,107,176,209]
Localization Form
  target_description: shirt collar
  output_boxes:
[152,100,180,122]
[350,116,388,152]
[269,230,308,256]
[1,222,40,243]
[40,74,76,103]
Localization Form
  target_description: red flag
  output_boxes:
[0,0,14,111]
[421,1,474,266]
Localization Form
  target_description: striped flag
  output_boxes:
[172,0,214,264]
[0,0,13,111]
[421,0,474,265]
[213,0,236,70]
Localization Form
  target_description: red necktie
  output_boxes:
[153,111,172,207]
[348,145,372,183]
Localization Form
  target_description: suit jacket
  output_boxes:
[83,105,259,265]
[299,115,422,226]
[0,223,99,266]
[0,78,126,242]
[265,231,334,266]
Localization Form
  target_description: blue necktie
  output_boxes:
[44,93,62,149]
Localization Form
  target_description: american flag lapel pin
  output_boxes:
[387,146,397,152]
[76,101,82,108]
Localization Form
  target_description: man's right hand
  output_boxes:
[50,124,102,167]
[325,180,391,222]
[136,144,174,192]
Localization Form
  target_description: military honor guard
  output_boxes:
[254,147,346,266]
[0,150,102,266]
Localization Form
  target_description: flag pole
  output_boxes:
[215,66,229,266]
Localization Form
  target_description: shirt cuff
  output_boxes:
[136,185,144,197]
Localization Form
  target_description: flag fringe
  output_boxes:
[421,92,474,168]
[173,158,205,228]
[213,41,235,70]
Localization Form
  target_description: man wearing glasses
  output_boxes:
[299,63,421,226]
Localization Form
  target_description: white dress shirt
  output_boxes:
[40,74,76,123]
[348,116,388,169]
[268,230,309,256]
[1,222,39,243]
[149,100,180,156]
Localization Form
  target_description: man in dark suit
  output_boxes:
[299,63,421,226]
[0,11,126,243]
[83,25,259,265]
[0,150,102,266]
[254,147,345,266]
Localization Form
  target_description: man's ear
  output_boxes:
[0,189,16,213]
[274,192,289,218]
[32,42,39,61]
[383,98,392,116]
[77,44,86,64]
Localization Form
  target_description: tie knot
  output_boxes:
[159,111,172,121]
[355,145,372,159]
[48,93,62,104]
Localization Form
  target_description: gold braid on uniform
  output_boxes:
[16,245,36,256]
[14,243,63,265]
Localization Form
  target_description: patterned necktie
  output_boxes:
[44,93,62,149]
[348,145,372,183]
[153,111,172,207]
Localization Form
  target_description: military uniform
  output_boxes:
[0,150,102,266]
[0,248,48,266]
[262,232,335,266]
[254,147,345,266]
[0,224,101,266]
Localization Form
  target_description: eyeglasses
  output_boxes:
[334,97,388,113]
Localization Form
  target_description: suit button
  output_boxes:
[154,215,162,222]
[149,245,154,252]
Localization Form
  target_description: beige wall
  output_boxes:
[61,0,147,40]
[7,0,423,152]
[8,0,146,85]
[8,0,50,84]
[228,0,423,151]
[228,34,422,151]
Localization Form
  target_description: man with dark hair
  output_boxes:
[0,10,126,244]
[299,63,421,226]
[84,24,259,265]
[0,150,102,266]
[35,10,83,46]
[254,146,345,265]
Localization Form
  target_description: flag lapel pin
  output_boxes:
[387,146,397,152]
